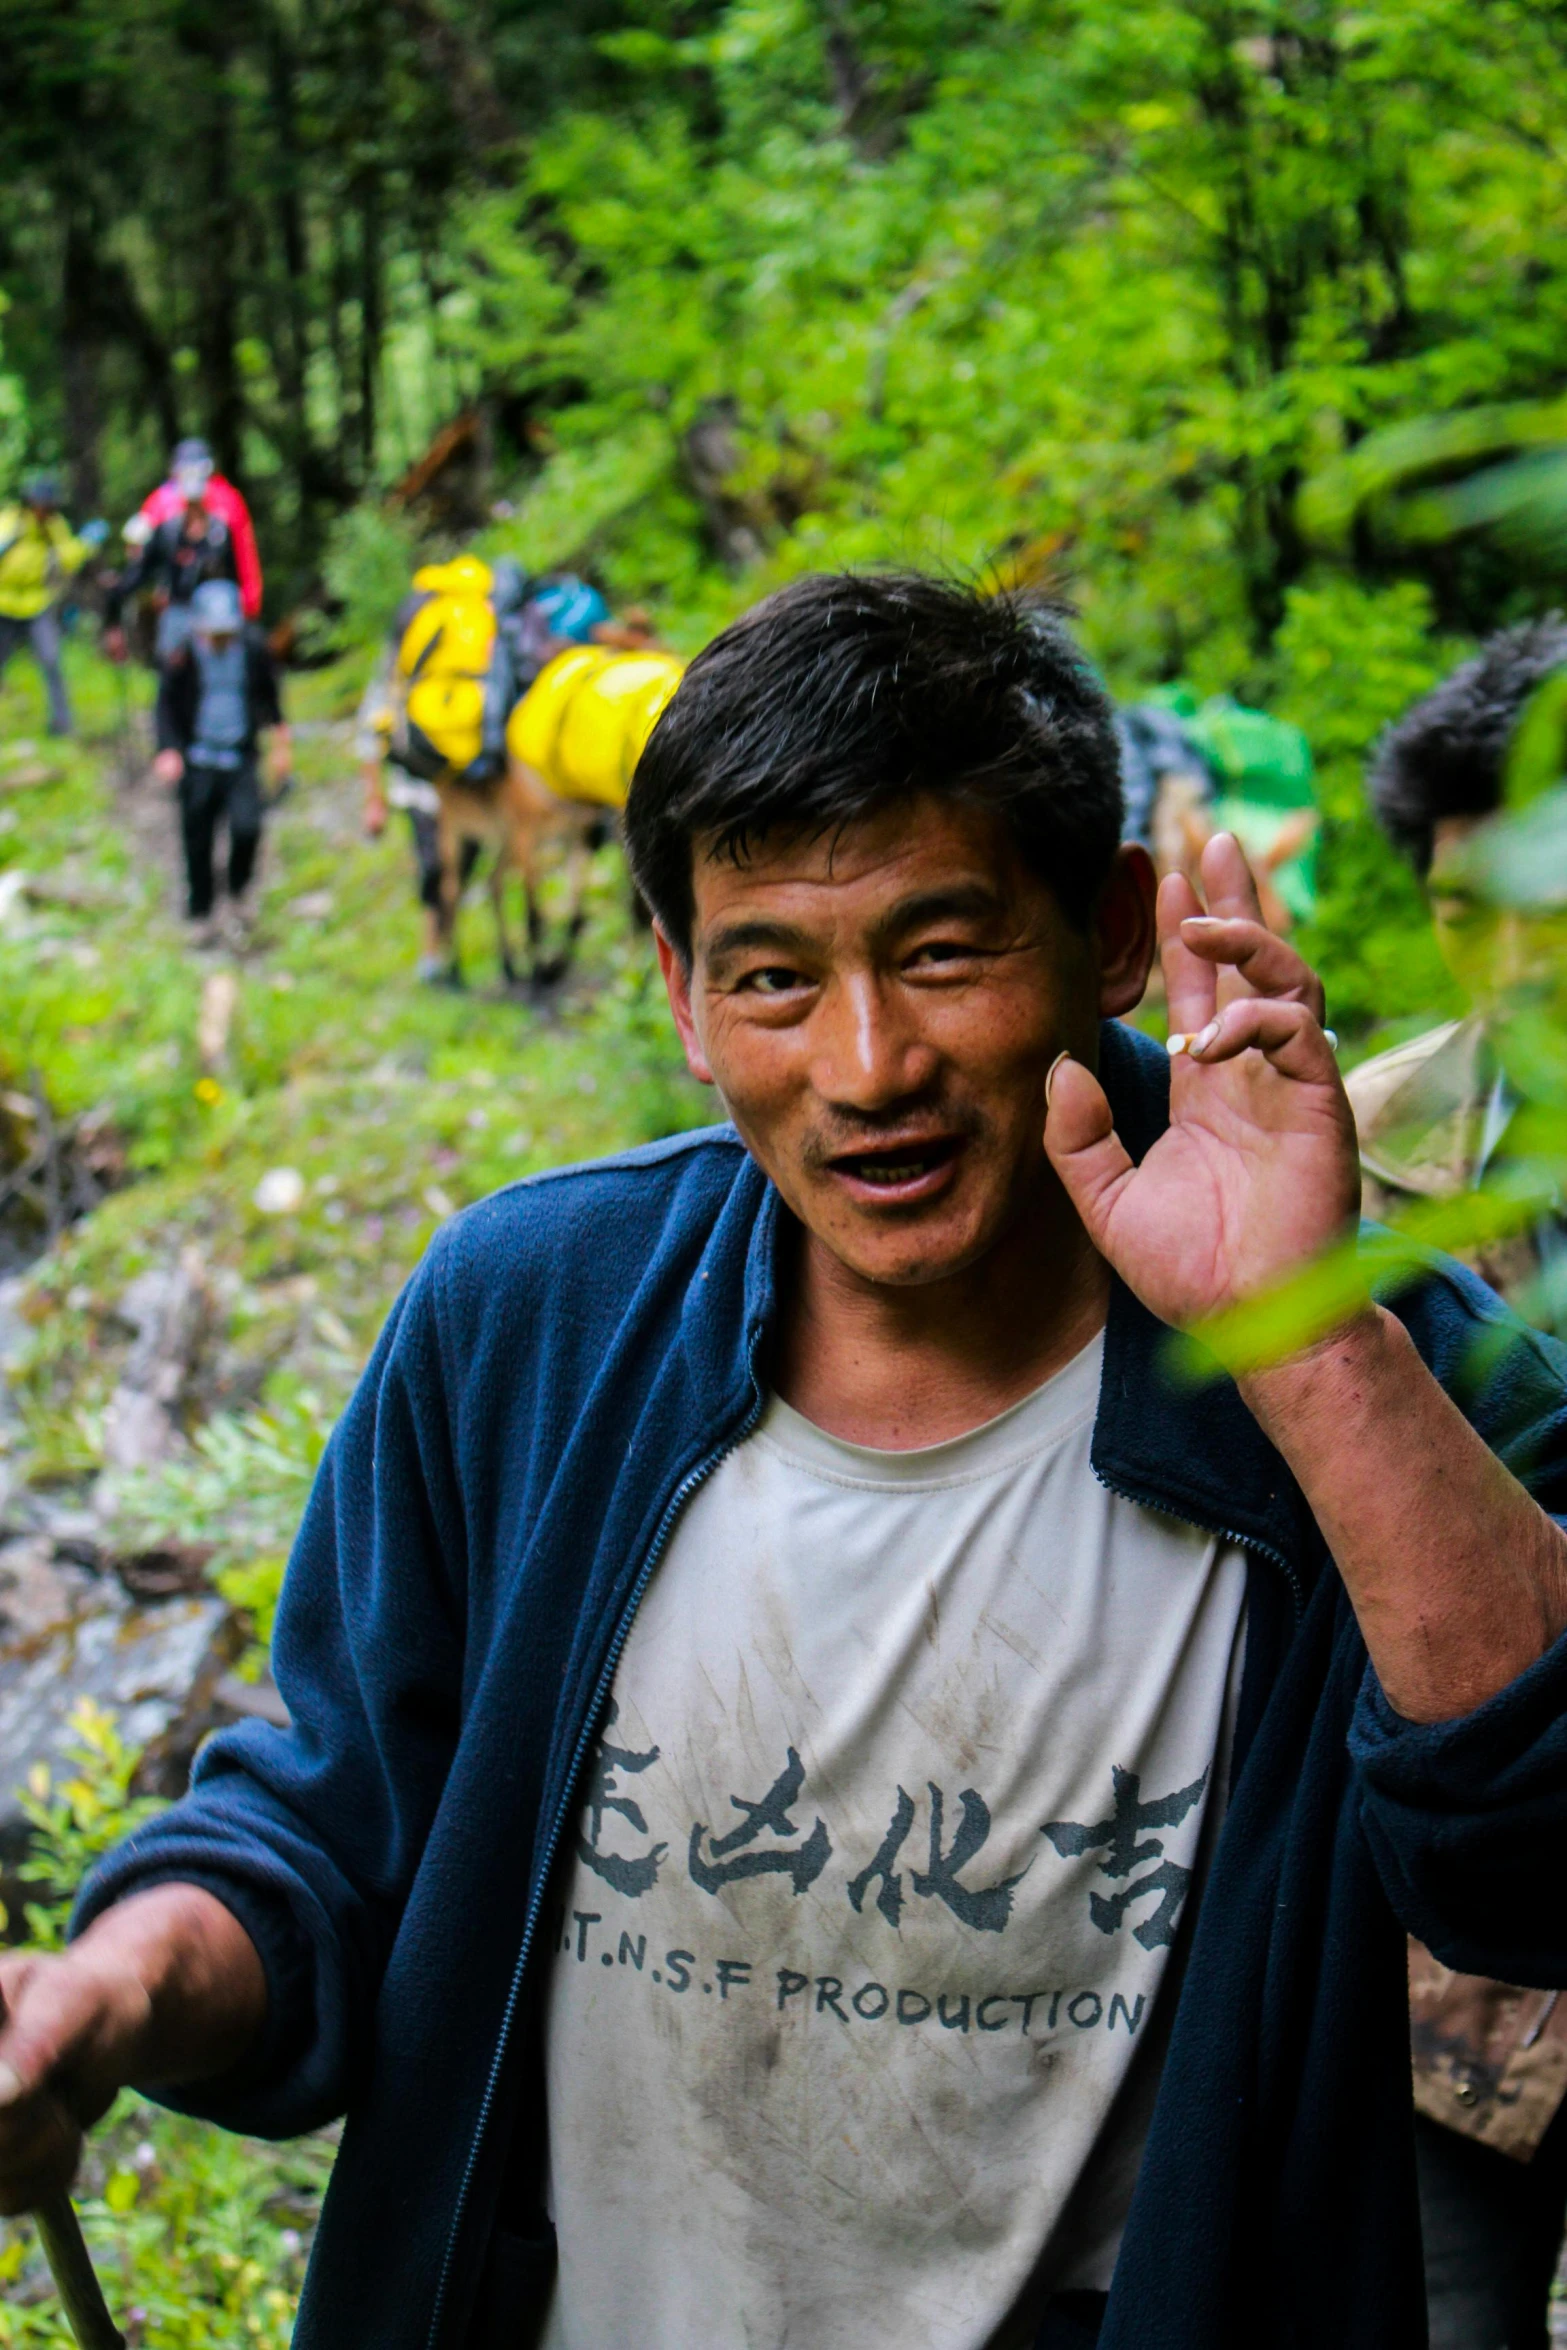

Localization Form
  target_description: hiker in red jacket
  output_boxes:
[104,439,263,666]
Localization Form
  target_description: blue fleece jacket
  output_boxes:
[78,1021,1567,2350]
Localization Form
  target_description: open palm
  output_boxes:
[1046,834,1359,1333]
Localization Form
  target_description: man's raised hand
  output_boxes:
[1045,832,1359,1334]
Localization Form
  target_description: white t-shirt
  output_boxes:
[539,1333,1246,2350]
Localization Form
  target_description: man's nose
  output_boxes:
[810,971,938,1110]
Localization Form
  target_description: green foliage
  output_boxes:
[1272,577,1463,1036]
[0,1709,331,2348]
[433,0,1567,675]
[317,503,425,652]
[108,1395,334,1659]
[0,295,27,485]
[1301,400,1567,562]
[6,1701,165,1950]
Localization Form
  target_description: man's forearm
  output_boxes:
[1239,1306,1567,1724]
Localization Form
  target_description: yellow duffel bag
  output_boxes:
[404,673,487,777]
[508,647,685,811]
[397,588,496,685]
[410,553,493,601]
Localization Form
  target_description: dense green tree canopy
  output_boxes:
[4,0,1567,652]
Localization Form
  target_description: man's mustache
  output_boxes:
[799,1099,988,1173]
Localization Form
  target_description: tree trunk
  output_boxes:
[265,9,313,501]
[59,206,103,514]
[358,167,383,475]
[193,12,244,477]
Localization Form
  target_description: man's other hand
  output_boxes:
[0,1947,149,2211]
[1045,830,1358,1333]
[0,1887,265,2214]
[153,749,184,788]
[360,759,389,838]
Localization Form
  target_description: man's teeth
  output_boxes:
[854,1156,932,1183]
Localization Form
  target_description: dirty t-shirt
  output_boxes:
[538,1333,1247,2350]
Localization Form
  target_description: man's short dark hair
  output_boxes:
[1369,617,1567,874]
[624,571,1124,958]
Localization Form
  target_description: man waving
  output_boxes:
[2,574,1565,2350]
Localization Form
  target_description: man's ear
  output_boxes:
[653,923,716,1086]
[1095,844,1158,1018]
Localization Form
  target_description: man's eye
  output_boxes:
[741,966,807,995]
[908,938,977,968]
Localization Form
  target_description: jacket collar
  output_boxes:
[725,1016,1317,1596]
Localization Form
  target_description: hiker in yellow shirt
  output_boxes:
[0,475,96,737]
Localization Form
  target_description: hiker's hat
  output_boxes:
[21,472,61,507]
[191,578,244,635]
[172,437,215,499]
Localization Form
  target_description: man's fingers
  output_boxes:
[0,1953,143,2125]
[1177,915,1327,1025]
[1196,832,1274,1013]
[0,1963,79,2105]
[1157,871,1218,1040]
[1043,1055,1136,1249]
[1170,997,1338,1086]
[1199,830,1267,925]
[0,1968,88,2217]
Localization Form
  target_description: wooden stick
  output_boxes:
[33,2190,126,2350]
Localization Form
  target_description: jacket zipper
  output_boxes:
[1092,1460,1306,1624]
[425,1342,767,2350]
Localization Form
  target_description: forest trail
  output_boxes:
[2,641,708,1504]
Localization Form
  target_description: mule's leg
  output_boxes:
[489,852,523,988]
[532,819,594,989]
[434,796,465,987]
[522,848,550,990]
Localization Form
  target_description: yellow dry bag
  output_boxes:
[397,590,496,687]
[395,570,499,774]
[508,647,685,811]
[403,674,488,775]
[409,554,493,601]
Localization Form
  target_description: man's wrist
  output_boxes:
[1235,1304,1404,1452]
[73,1884,266,2088]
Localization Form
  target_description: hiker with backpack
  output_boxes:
[105,439,263,669]
[152,577,290,946]
[0,475,102,737]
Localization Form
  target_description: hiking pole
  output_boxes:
[34,2188,126,2350]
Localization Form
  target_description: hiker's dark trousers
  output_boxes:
[0,611,70,735]
[180,758,261,919]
